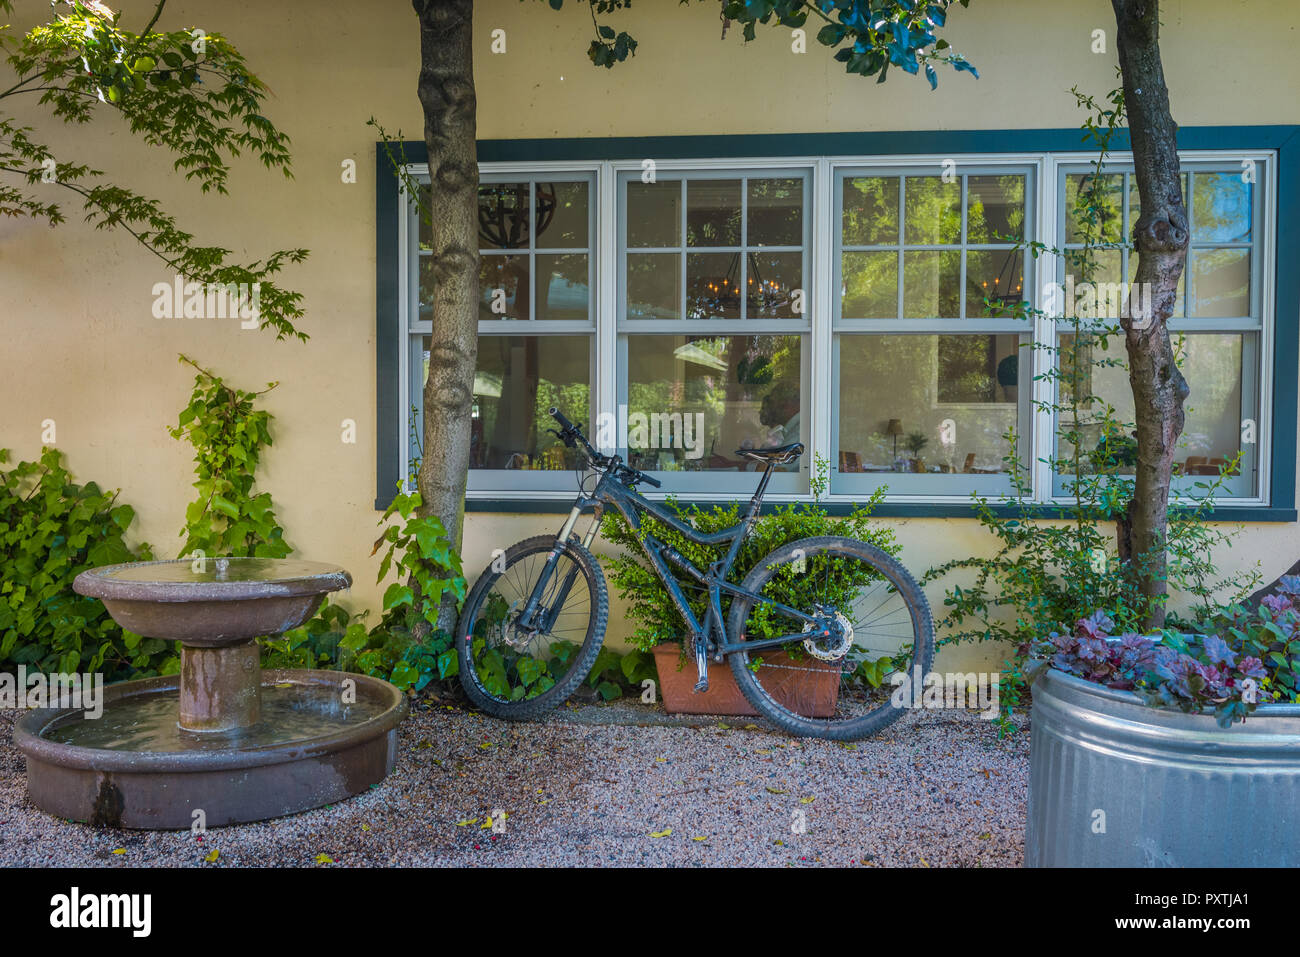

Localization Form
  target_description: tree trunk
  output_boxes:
[414,0,478,632]
[1111,0,1190,629]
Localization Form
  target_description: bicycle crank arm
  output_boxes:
[693,637,709,694]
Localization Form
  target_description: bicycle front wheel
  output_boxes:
[726,535,933,740]
[456,535,608,720]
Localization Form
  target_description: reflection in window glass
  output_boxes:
[537,181,589,248]
[1065,173,1124,244]
[1057,333,1252,484]
[535,254,589,321]
[837,335,1018,474]
[967,175,1026,244]
[841,251,898,319]
[902,250,961,318]
[842,176,899,246]
[421,335,591,471]
[625,335,801,472]
[627,181,681,247]
[1192,172,1252,243]
[904,177,961,245]
[478,255,529,320]
[1191,248,1250,318]
[686,179,742,246]
[627,252,680,319]
[748,178,803,246]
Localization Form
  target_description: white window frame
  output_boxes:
[394,147,1277,508]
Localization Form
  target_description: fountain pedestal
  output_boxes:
[14,558,409,830]
[179,641,262,732]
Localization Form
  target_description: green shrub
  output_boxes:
[0,447,170,679]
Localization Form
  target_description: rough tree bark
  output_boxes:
[413,0,479,632]
[1112,0,1190,629]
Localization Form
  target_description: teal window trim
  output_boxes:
[376,127,1300,522]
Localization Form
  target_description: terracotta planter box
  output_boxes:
[652,642,840,717]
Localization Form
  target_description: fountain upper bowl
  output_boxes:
[73,558,352,644]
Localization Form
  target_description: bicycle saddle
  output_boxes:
[735,442,804,465]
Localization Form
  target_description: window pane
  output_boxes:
[902,250,960,318]
[625,335,801,471]
[478,254,529,320]
[1056,332,1254,493]
[536,181,588,248]
[966,249,1023,318]
[686,252,741,319]
[418,184,432,252]
[418,255,434,322]
[748,177,803,246]
[837,334,1017,474]
[628,181,681,247]
[967,175,1026,244]
[1065,173,1123,244]
[627,252,680,319]
[1191,172,1251,243]
[842,176,899,246]
[842,251,898,319]
[904,176,961,245]
[478,182,531,250]
[535,254,589,321]
[428,335,591,471]
[686,179,742,246]
[1190,248,1250,318]
[747,251,803,319]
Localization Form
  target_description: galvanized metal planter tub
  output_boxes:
[1026,666,1300,867]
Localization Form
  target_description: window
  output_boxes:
[392,145,1280,510]
[409,172,596,491]
[618,170,810,494]
[1054,162,1266,499]
[832,167,1032,497]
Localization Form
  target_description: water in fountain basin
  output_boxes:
[97,558,344,584]
[44,682,389,752]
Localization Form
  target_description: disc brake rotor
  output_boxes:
[802,611,854,661]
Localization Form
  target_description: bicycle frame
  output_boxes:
[516,455,827,688]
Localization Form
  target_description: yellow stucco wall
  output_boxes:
[2,0,1296,671]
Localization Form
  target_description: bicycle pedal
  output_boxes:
[692,677,709,694]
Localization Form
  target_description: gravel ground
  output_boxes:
[0,702,1028,867]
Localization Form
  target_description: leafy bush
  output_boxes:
[1042,591,1300,728]
[169,355,291,559]
[601,458,898,652]
[0,448,171,679]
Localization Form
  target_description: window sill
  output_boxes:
[411,496,1297,523]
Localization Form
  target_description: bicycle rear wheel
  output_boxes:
[726,535,933,740]
[456,535,608,720]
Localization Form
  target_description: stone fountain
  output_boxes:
[14,557,408,829]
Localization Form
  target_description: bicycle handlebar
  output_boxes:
[548,407,661,489]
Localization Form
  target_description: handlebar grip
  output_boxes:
[549,407,575,432]
[641,473,663,489]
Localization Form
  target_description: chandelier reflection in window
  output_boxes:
[478,183,557,248]
[689,252,791,318]
[975,248,1024,311]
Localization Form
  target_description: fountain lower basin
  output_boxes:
[15,670,407,829]
[14,558,408,830]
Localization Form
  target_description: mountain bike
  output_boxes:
[455,408,934,740]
